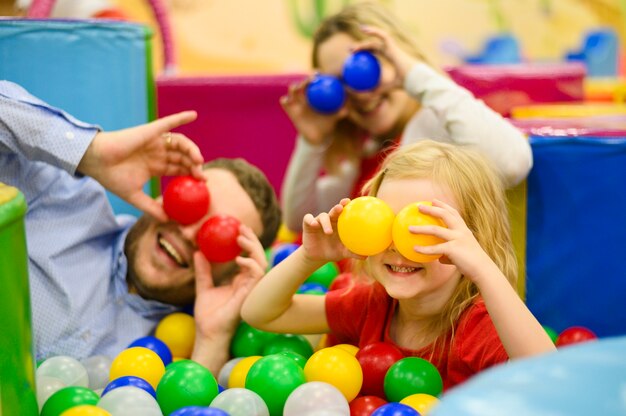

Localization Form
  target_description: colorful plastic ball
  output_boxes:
[60,405,111,415]
[228,356,263,388]
[338,196,395,256]
[37,356,89,388]
[356,342,405,398]
[210,388,270,416]
[349,395,388,416]
[305,262,340,288]
[543,325,559,344]
[391,201,445,263]
[384,357,443,402]
[556,326,598,347]
[98,385,161,415]
[230,321,277,357]
[163,176,210,225]
[262,333,314,359]
[275,223,299,244]
[306,74,346,114]
[400,393,439,415]
[128,335,173,367]
[217,357,244,387]
[342,50,381,91]
[170,406,229,416]
[283,381,349,416]
[155,312,196,359]
[108,347,165,390]
[297,282,328,295]
[372,402,420,416]
[303,347,363,402]
[271,243,300,267]
[80,356,112,391]
[197,214,242,262]
[40,386,99,416]
[37,375,67,411]
[333,344,359,356]
[277,351,308,369]
[245,354,307,416]
[156,360,219,416]
[101,375,156,399]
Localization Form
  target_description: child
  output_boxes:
[280,1,532,233]
[242,140,555,390]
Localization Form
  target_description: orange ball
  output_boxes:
[392,201,446,262]
[338,197,394,256]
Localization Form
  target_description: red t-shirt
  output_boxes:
[351,137,400,199]
[325,280,509,391]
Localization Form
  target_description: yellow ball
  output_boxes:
[400,393,440,415]
[276,223,299,244]
[338,196,394,256]
[392,201,446,262]
[109,346,165,389]
[228,355,262,388]
[61,406,111,416]
[333,343,359,356]
[155,312,196,358]
[304,347,363,402]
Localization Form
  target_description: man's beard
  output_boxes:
[124,216,195,306]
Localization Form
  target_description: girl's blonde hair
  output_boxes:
[311,1,430,173]
[364,140,518,356]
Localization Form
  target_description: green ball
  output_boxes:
[384,357,443,402]
[230,321,277,357]
[277,351,307,368]
[245,354,306,416]
[40,386,99,416]
[156,360,219,416]
[543,325,559,343]
[262,334,314,359]
[305,262,339,288]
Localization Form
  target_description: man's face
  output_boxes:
[125,168,263,305]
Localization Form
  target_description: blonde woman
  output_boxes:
[281,2,531,233]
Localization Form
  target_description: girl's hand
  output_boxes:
[408,199,495,282]
[280,77,349,146]
[301,198,364,262]
[352,25,419,92]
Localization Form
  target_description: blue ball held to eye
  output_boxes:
[342,50,381,91]
[305,74,346,114]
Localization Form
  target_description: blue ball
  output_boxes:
[372,402,420,416]
[102,375,156,398]
[271,243,300,267]
[342,50,381,91]
[305,74,346,114]
[128,335,173,366]
[170,407,229,416]
[297,282,328,294]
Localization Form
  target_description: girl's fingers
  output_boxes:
[408,224,455,241]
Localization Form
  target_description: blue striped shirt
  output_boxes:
[0,81,177,360]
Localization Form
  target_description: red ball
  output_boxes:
[355,342,404,398]
[197,215,241,262]
[349,395,387,416]
[556,326,597,347]
[163,176,210,225]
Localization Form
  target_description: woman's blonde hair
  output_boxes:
[364,140,518,356]
[311,1,429,172]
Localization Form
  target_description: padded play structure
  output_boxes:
[0,184,38,414]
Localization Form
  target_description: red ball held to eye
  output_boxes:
[197,215,242,263]
[163,176,210,225]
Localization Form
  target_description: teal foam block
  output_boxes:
[0,19,154,217]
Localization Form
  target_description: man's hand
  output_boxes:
[77,111,204,221]
[190,225,268,375]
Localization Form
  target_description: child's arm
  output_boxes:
[242,201,358,334]
[413,200,556,359]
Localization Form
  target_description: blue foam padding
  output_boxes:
[525,136,626,337]
[0,19,152,217]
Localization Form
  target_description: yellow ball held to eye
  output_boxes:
[337,196,395,256]
[392,201,446,263]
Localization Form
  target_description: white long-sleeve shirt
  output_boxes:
[281,62,532,232]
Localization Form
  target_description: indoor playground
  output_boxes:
[1,0,626,415]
